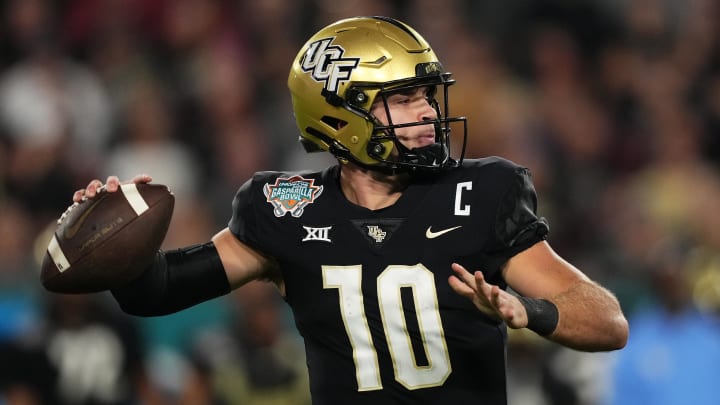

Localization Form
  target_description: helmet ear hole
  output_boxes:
[300,136,325,153]
[321,116,348,130]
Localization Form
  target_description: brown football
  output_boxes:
[41,183,175,293]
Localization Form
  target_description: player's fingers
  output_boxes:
[474,269,487,284]
[490,286,503,306]
[473,270,494,299]
[489,287,510,316]
[131,173,152,184]
[73,189,86,203]
[448,275,476,299]
[450,263,477,290]
[84,179,104,198]
[104,176,120,192]
[489,287,524,327]
[451,275,502,319]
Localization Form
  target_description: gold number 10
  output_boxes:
[322,264,452,391]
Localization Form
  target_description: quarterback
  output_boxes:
[73,16,628,405]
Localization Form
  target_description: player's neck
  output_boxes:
[339,163,408,211]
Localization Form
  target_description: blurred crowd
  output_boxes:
[1,0,720,404]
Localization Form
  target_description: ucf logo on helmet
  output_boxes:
[300,38,359,92]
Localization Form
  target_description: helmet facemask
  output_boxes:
[360,73,467,173]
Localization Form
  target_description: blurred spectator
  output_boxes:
[541,346,615,405]
[4,0,720,403]
[192,38,271,217]
[234,1,330,172]
[0,199,43,342]
[604,237,720,405]
[102,79,201,201]
[1,0,112,156]
[0,339,57,405]
[42,293,161,405]
[190,281,311,405]
[0,198,54,405]
[0,0,113,223]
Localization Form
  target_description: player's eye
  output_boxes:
[386,93,411,105]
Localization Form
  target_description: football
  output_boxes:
[41,183,175,294]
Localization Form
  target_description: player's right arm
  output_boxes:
[75,175,275,316]
[211,227,276,289]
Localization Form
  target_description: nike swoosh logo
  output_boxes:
[63,196,103,239]
[425,225,462,239]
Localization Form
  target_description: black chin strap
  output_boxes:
[406,143,449,166]
[394,141,450,168]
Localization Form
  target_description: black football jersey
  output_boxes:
[228,157,549,405]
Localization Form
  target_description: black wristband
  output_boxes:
[111,242,230,316]
[518,296,559,336]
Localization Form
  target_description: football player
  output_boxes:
[73,16,628,405]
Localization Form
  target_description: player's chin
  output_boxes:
[398,136,435,150]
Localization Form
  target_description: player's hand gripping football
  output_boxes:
[73,174,153,202]
[448,263,529,329]
[42,173,172,293]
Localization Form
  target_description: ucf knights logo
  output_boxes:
[300,37,359,92]
[350,219,404,248]
[367,226,386,243]
[264,176,324,218]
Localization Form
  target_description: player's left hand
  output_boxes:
[448,263,529,329]
[73,174,153,203]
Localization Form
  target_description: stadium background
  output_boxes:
[1,0,720,404]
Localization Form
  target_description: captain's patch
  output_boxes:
[263,176,324,218]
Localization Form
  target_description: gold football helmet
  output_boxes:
[288,16,467,173]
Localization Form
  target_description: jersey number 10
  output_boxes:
[323,264,452,391]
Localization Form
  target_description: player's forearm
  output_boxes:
[545,280,628,351]
[111,242,231,316]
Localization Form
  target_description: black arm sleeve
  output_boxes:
[111,242,231,316]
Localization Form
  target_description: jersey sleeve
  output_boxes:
[228,177,263,252]
[488,166,549,261]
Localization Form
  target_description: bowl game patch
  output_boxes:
[263,176,324,218]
